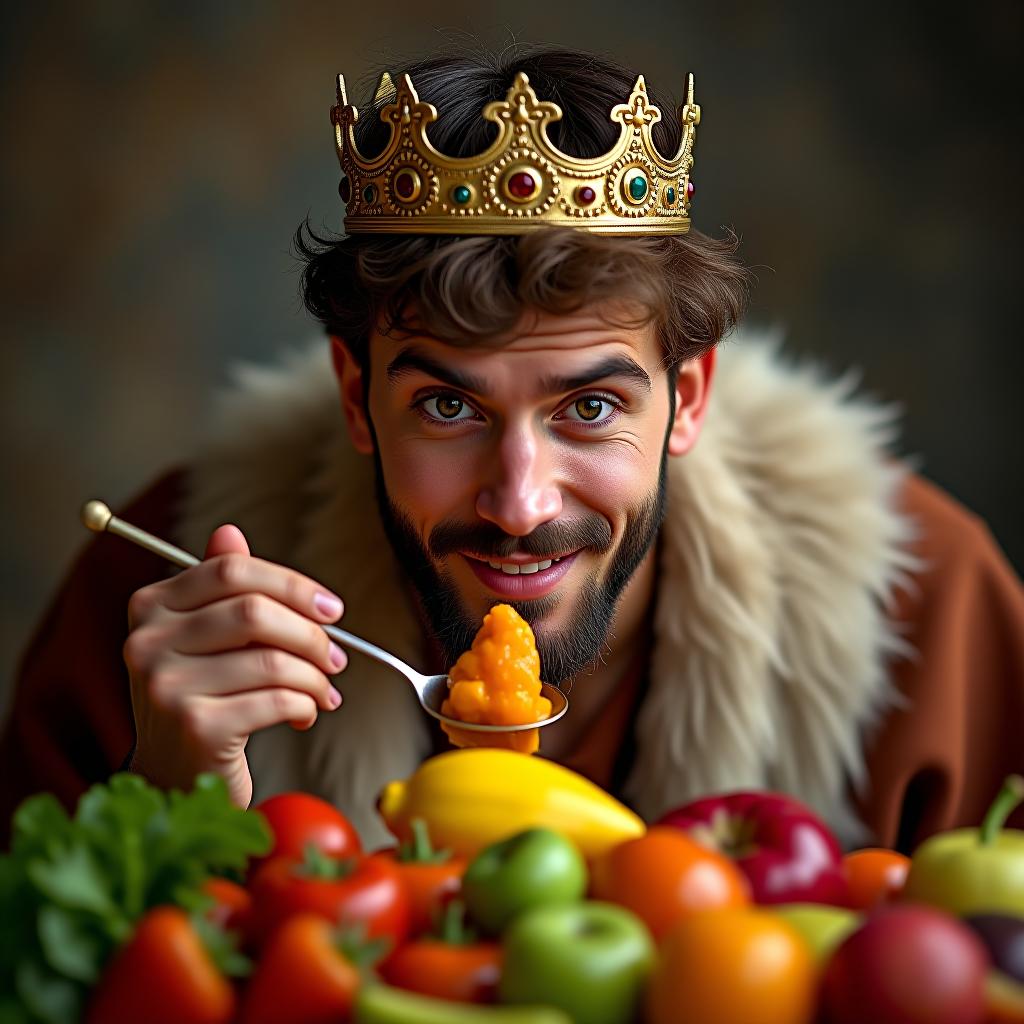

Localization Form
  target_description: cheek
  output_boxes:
[381,442,478,518]
[560,443,658,516]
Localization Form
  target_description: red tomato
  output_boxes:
[240,913,363,1024]
[248,853,410,949]
[382,939,502,1004]
[85,907,235,1024]
[369,852,465,937]
[254,792,362,863]
[202,876,253,934]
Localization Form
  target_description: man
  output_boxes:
[2,48,1022,852]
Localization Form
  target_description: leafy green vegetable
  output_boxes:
[0,772,271,1023]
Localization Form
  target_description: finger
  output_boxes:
[157,552,344,625]
[169,594,347,677]
[150,648,343,712]
[189,689,320,747]
[204,524,251,560]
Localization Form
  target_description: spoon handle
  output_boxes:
[82,500,201,570]
[321,622,423,687]
[80,499,425,690]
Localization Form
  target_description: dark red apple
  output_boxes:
[820,904,989,1024]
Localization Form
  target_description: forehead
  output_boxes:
[374,307,662,383]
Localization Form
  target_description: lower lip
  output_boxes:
[463,552,579,599]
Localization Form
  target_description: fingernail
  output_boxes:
[328,686,343,709]
[328,641,346,672]
[314,592,343,620]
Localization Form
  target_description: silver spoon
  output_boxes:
[81,500,569,733]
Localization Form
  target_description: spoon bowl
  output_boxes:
[82,500,570,733]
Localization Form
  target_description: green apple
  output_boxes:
[773,903,861,965]
[499,901,655,1024]
[462,827,587,935]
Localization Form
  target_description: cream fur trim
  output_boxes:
[176,330,918,849]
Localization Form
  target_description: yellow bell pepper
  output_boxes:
[377,749,646,860]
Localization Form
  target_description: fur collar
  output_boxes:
[176,330,918,850]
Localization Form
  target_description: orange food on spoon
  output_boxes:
[441,604,551,754]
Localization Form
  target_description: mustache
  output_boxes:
[428,515,613,561]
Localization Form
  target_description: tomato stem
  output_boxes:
[397,817,452,864]
[299,843,356,880]
[981,774,1024,845]
[435,899,477,946]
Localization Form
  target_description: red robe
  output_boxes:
[2,466,1022,851]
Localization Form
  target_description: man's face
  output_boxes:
[357,307,676,684]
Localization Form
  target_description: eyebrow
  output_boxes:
[538,355,652,396]
[386,347,653,397]
[386,347,488,394]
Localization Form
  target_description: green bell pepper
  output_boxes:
[902,774,1024,916]
[355,983,572,1024]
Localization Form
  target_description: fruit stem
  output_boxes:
[981,775,1024,845]
[435,899,477,946]
[299,843,356,879]
[398,817,452,864]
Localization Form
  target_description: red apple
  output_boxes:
[656,791,848,906]
[820,904,989,1024]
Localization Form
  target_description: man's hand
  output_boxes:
[122,524,347,807]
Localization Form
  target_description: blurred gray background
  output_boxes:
[2,1,1021,716]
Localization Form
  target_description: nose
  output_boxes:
[475,420,562,536]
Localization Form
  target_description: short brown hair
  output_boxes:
[298,46,751,369]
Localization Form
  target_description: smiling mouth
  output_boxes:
[460,551,580,594]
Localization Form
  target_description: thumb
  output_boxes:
[203,524,251,560]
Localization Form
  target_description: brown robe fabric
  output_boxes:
[2,467,1022,851]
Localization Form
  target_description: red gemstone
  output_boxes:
[687,180,695,198]
[577,186,596,206]
[507,171,537,199]
[395,171,416,200]
[338,177,352,203]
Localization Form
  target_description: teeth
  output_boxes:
[487,557,558,574]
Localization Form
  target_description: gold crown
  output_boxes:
[330,70,700,236]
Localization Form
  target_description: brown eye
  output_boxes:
[434,396,465,419]
[574,397,605,421]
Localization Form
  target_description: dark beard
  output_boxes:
[371,452,668,687]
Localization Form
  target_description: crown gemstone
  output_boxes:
[338,177,352,204]
[687,180,695,199]
[666,186,676,206]
[452,184,472,205]
[362,184,378,205]
[393,168,421,202]
[576,185,597,206]
[625,170,649,203]
[506,170,539,202]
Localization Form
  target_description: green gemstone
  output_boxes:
[362,184,377,204]
[666,186,676,205]
[627,171,648,202]
[452,184,472,205]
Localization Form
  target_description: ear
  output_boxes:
[330,335,374,454]
[666,348,716,456]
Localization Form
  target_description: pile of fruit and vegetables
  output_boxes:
[2,751,1023,1024]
